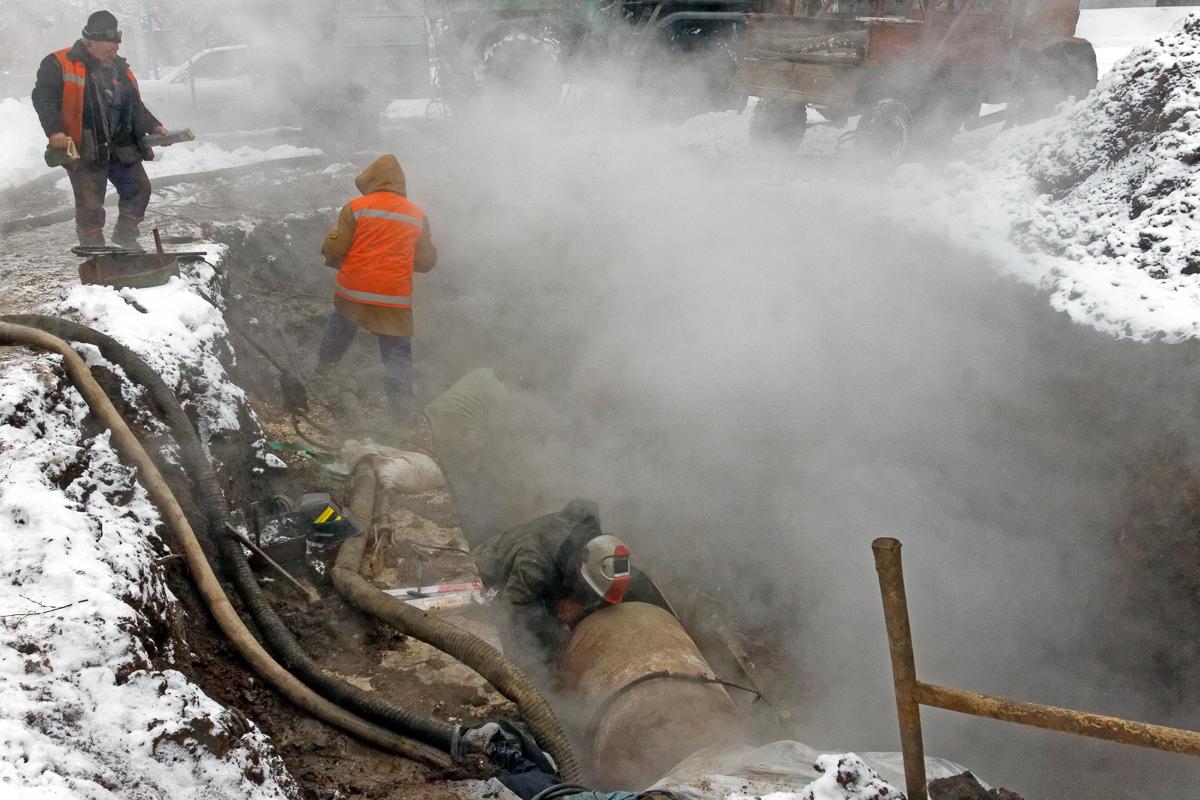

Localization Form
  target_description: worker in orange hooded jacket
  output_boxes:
[318,154,437,416]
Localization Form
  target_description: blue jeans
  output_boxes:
[317,310,413,402]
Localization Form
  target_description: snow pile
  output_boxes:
[726,754,899,800]
[51,249,259,445]
[1022,15,1200,281]
[0,98,49,190]
[894,14,1200,341]
[0,360,293,798]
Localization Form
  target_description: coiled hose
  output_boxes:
[0,315,454,751]
[336,459,582,782]
[0,319,451,769]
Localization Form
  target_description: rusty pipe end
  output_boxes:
[872,537,902,554]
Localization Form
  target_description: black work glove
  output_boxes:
[453,719,558,775]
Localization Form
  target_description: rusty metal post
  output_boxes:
[872,537,928,800]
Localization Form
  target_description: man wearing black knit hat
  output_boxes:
[31,10,170,248]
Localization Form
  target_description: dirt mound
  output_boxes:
[1021,15,1200,283]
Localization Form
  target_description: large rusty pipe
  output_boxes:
[871,537,928,800]
[560,602,746,788]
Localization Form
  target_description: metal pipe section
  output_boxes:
[871,537,928,800]
[915,683,1200,756]
[559,601,746,788]
[0,321,452,770]
[336,458,582,783]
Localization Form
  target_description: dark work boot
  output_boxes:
[111,220,144,251]
[77,230,106,248]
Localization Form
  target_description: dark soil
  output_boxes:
[929,772,1024,800]
[113,219,509,799]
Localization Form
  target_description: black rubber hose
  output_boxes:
[337,460,582,782]
[0,320,450,768]
[1,314,456,751]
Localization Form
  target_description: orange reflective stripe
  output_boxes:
[53,48,86,147]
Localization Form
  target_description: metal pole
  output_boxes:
[915,683,1200,757]
[872,537,928,800]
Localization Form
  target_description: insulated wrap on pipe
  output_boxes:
[0,316,457,760]
[0,319,452,769]
[335,459,582,783]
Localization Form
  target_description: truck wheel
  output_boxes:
[1011,43,1098,123]
[749,99,807,145]
[855,98,912,167]
[477,30,564,108]
[659,27,746,119]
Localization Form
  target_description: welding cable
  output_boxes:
[0,320,452,769]
[528,783,591,800]
[335,459,582,783]
[0,315,457,752]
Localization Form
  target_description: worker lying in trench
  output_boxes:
[474,499,650,664]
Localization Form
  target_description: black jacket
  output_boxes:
[31,40,161,164]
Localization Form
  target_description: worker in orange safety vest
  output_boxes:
[31,10,168,247]
[318,154,438,419]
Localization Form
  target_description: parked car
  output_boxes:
[137,45,257,130]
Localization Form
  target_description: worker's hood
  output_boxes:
[556,500,603,575]
[355,154,407,196]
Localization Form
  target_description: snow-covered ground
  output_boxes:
[0,251,295,798]
[888,13,1200,341]
[0,98,318,193]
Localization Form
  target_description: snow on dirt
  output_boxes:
[0,359,293,798]
[726,754,899,800]
[889,13,1200,342]
[0,245,295,798]
[50,249,253,441]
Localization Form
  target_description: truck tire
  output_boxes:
[749,99,807,145]
[855,98,912,168]
[477,30,564,108]
[658,26,746,119]
[1011,42,1098,123]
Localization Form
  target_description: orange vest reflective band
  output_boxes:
[53,48,139,147]
[54,49,86,146]
[336,192,425,309]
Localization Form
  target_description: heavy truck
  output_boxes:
[732,0,1099,160]
[326,0,766,116]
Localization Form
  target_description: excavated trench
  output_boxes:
[198,208,1200,799]
[18,148,1194,796]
